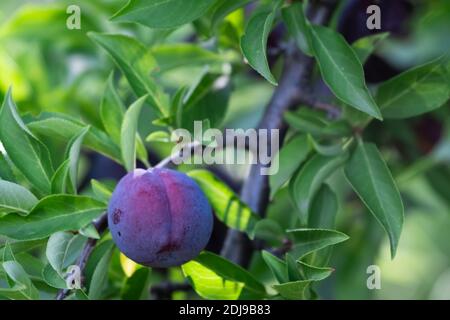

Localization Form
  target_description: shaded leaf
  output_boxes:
[0,180,38,216]
[344,142,404,258]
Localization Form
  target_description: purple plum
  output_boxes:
[107,168,213,268]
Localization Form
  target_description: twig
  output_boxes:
[220,0,339,267]
[297,93,341,119]
[56,213,108,300]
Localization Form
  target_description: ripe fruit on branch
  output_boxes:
[107,168,213,268]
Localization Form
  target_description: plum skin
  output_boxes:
[107,168,213,268]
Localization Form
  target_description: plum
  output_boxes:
[107,168,213,268]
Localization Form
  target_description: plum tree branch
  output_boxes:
[56,213,108,300]
[220,0,339,267]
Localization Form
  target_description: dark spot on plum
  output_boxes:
[118,231,121,237]
[157,241,180,254]
[112,208,123,225]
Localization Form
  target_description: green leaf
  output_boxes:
[272,279,311,300]
[152,44,224,73]
[287,228,349,260]
[100,72,125,146]
[0,195,105,240]
[241,3,280,85]
[112,0,217,29]
[352,33,389,64]
[182,251,266,300]
[46,232,85,275]
[90,179,114,204]
[42,264,66,289]
[211,0,253,30]
[28,113,121,163]
[79,224,100,240]
[100,76,149,166]
[88,32,168,115]
[0,89,54,194]
[0,152,15,182]
[269,134,311,199]
[0,180,38,216]
[344,142,404,258]
[377,56,450,119]
[88,244,113,300]
[289,153,348,224]
[285,253,302,281]
[309,184,338,230]
[121,96,147,172]
[297,261,334,281]
[84,241,114,292]
[145,131,170,143]
[252,219,285,247]
[67,127,89,194]
[187,170,259,235]
[51,160,71,194]
[121,268,151,300]
[261,250,288,284]
[284,110,352,138]
[281,2,312,56]
[309,25,382,119]
[1,261,39,300]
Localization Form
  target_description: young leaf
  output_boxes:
[0,89,54,194]
[297,261,334,281]
[269,134,311,199]
[151,44,224,73]
[289,153,348,224]
[377,56,450,119]
[0,180,38,216]
[187,170,260,235]
[344,142,404,258]
[121,96,147,172]
[88,32,168,115]
[287,228,349,260]
[211,0,253,30]
[0,195,105,240]
[281,2,312,56]
[261,250,288,284]
[100,72,125,146]
[100,74,149,166]
[182,251,266,300]
[272,279,312,300]
[111,0,217,29]
[67,127,89,194]
[241,3,281,85]
[309,25,382,119]
[90,179,114,203]
[352,32,389,64]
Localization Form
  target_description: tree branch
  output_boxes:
[220,0,339,267]
[56,213,108,300]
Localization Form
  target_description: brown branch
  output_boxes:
[56,213,108,300]
[220,0,339,267]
